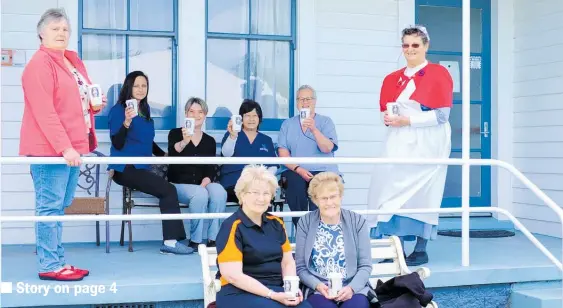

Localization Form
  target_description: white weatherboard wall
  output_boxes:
[313,0,413,210]
[1,0,415,244]
[512,0,563,237]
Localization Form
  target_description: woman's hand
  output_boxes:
[124,106,136,127]
[227,119,237,139]
[385,115,410,127]
[334,286,354,302]
[62,148,81,167]
[181,128,192,143]
[271,290,303,306]
[91,94,107,113]
[315,283,335,300]
[296,167,314,182]
[200,177,211,187]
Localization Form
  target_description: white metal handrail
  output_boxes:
[1,156,562,271]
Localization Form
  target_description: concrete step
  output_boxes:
[510,288,562,308]
[437,217,514,231]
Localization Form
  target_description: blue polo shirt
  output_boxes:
[219,131,277,188]
[215,208,292,292]
[277,114,340,173]
[107,103,155,172]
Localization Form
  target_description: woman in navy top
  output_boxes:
[220,99,278,202]
[107,71,192,255]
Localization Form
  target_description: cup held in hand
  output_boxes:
[184,118,195,135]
[88,84,103,107]
[126,99,138,117]
[328,272,343,297]
[386,102,400,119]
[231,115,242,132]
[283,276,300,300]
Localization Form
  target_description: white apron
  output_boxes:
[366,65,451,228]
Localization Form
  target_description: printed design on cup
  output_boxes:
[328,272,343,297]
[184,118,195,135]
[231,115,242,132]
[283,276,300,300]
[88,84,103,107]
[126,99,139,117]
[386,102,400,118]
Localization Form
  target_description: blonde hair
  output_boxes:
[234,165,278,205]
[308,172,344,203]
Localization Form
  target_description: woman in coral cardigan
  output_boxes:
[20,8,106,281]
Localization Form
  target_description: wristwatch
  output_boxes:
[266,289,273,299]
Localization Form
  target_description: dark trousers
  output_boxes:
[113,165,186,241]
[283,170,320,226]
[216,285,312,308]
[307,294,369,308]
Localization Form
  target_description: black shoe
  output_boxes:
[188,241,200,252]
[207,240,216,248]
[406,251,429,266]
[379,252,407,264]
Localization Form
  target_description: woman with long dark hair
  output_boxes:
[107,71,192,255]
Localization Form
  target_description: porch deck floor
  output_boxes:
[1,229,561,307]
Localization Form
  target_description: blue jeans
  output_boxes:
[173,183,227,243]
[31,164,80,273]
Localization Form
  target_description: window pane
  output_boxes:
[130,0,174,31]
[250,0,291,35]
[82,34,126,117]
[417,6,482,53]
[208,0,249,34]
[206,39,246,118]
[248,40,290,119]
[82,0,127,30]
[128,37,173,118]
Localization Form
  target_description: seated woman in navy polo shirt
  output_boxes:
[215,165,311,308]
[107,71,192,255]
[220,100,278,202]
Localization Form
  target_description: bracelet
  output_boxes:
[266,289,273,299]
[293,165,300,172]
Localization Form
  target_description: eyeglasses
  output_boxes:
[402,43,421,49]
[245,191,273,198]
[317,194,340,203]
[297,97,314,103]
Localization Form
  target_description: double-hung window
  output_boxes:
[78,0,178,130]
[205,0,296,131]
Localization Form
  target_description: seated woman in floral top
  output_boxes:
[295,172,372,308]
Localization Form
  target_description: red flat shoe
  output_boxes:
[66,265,89,277]
[38,269,84,281]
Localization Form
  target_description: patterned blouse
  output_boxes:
[70,68,91,134]
[309,221,347,279]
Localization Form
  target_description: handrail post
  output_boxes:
[461,0,471,267]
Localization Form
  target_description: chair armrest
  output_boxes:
[415,267,431,280]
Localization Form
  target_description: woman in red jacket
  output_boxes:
[20,8,106,281]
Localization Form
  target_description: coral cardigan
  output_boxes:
[19,45,99,156]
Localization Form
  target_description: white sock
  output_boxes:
[164,240,177,247]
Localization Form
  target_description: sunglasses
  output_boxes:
[402,43,421,49]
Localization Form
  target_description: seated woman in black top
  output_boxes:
[168,97,227,251]
[108,71,192,255]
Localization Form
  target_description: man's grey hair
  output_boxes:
[37,8,70,41]
[185,97,209,114]
[297,84,317,99]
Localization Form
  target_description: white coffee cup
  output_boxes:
[283,276,300,300]
[88,84,103,107]
[386,102,400,118]
[125,99,138,117]
[184,118,195,135]
[231,115,242,132]
[328,272,343,297]
[299,108,310,123]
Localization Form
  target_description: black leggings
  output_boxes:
[113,165,186,241]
